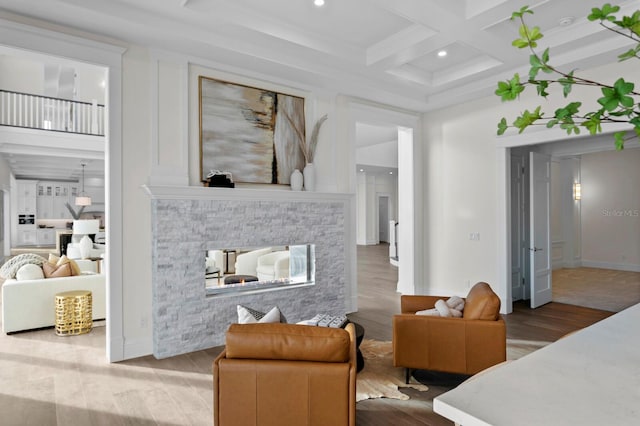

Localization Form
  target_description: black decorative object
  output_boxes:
[206,170,235,188]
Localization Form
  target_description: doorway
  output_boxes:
[1,18,125,361]
[503,134,637,313]
[349,101,422,309]
[378,195,390,243]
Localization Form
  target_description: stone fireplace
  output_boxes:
[145,185,354,358]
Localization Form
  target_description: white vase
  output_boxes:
[303,163,315,191]
[290,169,303,191]
[79,234,93,259]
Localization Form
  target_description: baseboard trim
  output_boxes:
[580,260,640,273]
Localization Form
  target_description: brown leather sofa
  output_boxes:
[393,282,506,379]
[213,322,357,426]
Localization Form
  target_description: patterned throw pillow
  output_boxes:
[237,305,282,324]
[0,253,47,279]
[43,262,73,278]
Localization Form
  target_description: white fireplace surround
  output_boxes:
[144,185,356,358]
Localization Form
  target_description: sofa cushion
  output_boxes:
[237,305,281,324]
[463,282,501,320]
[16,264,45,281]
[43,262,73,278]
[225,323,351,362]
[0,253,47,279]
[48,254,81,276]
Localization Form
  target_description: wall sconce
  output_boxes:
[573,183,581,200]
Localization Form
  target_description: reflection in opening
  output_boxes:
[205,245,315,296]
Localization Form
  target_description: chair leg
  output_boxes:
[405,368,412,384]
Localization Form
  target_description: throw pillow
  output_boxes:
[416,296,465,317]
[0,253,47,279]
[237,305,282,324]
[43,262,72,278]
[15,263,45,281]
[55,255,81,276]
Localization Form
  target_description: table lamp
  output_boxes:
[73,219,100,259]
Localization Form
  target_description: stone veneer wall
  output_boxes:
[150,193,351,358]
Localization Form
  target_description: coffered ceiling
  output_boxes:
[1,0,638,111]
[0,0,639,181]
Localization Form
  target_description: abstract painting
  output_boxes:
[199,76,306,185]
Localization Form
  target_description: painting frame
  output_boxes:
[198,76,306,186]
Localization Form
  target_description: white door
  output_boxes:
[510,155,526,301]
[529,152,552,308]
[378,196,389,243]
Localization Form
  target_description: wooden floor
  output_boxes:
[553,267,640,312]
[0,244,621,425]
[350,244,615,425]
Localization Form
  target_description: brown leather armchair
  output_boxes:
[393,282,506,379]
[213,322,357,426]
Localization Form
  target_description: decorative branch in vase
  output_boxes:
[283,112,328,191]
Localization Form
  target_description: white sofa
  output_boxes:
[234,247,272,276]
[2,273,106,334]
[206,250,224,274]
[256,250,290,281]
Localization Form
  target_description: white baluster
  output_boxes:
[91,99,98,134]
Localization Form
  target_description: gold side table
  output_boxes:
[55,290,93,336]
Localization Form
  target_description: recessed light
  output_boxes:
[389,171,393,175]
[558,16,575,26]
[314,0,325,6]
[437,50,447,58]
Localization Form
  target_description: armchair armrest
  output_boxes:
[401,295,451,313]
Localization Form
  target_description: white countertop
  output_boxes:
[434,303,640,426]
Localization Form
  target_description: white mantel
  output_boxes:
[143,184,354,202]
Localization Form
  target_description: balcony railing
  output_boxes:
[0,89,104,136]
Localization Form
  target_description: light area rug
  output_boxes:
[356,339,427,402]
[356,338,550,402]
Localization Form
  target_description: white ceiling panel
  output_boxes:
[0,0,638,112]
[409,42,484,73]
[227,0,413,48]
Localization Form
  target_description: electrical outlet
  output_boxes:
[469,232,480,241]
[140,316,148,328]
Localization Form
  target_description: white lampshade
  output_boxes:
[73,219,100,235]
[75,195,92,206]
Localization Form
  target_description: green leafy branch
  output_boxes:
[496,4,640,150]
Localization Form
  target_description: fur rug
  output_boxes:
[356,339,428,402]
[355,338,550,402]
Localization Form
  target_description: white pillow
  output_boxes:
[0,253,46,279]
[237,305,281,324]
[416,308,440,316]
[16,263,45,281]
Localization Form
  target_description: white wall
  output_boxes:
[356,140,398,168]
[0,54,105,103]
[581,149,640,271]
[120,46,154,356]
[0,55,44,94]
[422,58,640,307]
